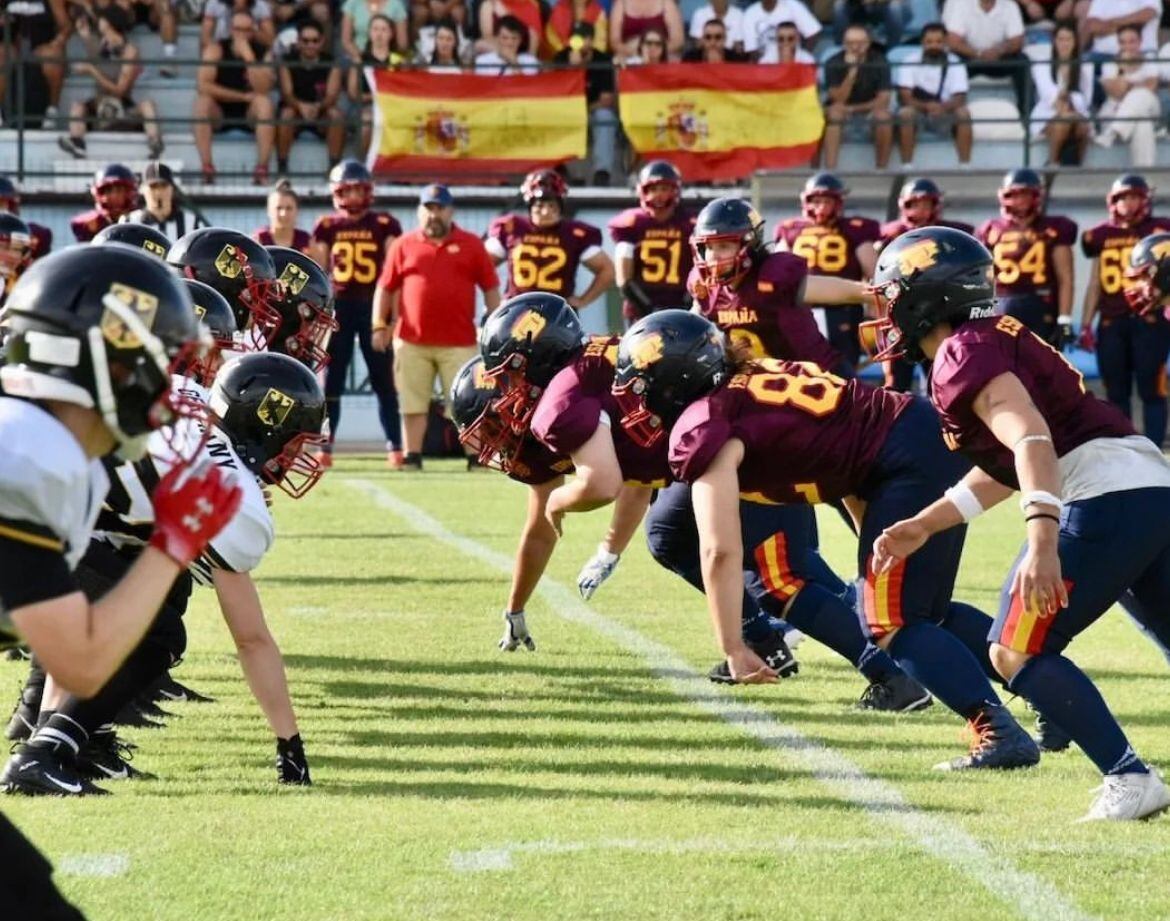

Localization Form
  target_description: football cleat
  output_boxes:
[1029,703,1072,753]
[933,704,1040,772]
[1,747,110,796]
[5,684,41,742]
[276,734,311,786]
[856,673,933,713]
[499,610,536,652]
[1078,769,1170,822]
[708,631,799,684]
[77,733,155,782]
[4,646,30,661]
[149,672,216,704]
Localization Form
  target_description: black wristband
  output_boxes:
[1025,513,1060,525]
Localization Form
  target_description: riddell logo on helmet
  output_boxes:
[969,304,998,319]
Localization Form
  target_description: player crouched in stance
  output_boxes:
[867,227,1170,821]
[0,244,239,911]
[613,309,1039,770]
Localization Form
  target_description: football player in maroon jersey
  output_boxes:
[867,226,1170,821]
[69,163,139,242]
[0,175,51,261]
[310,160,404,466]
[486,169,614,310]
[975,169,1077,348]
[1079,174,1170,448]
[608,160,696,324]
[0,212,32,307]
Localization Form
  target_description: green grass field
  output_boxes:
[5,456,1170,921]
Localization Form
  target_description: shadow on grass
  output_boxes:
[257,574,505,587]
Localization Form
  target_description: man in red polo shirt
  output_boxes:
[372,184,501,471]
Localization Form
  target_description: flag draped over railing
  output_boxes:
[617,63,823,181]
[365,69,588,177]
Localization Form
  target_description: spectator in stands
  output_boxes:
[341,0,407,63]
[349,15,404,152]
[271,0,333,50]
[1019,1,1075,28]
[774,20,814,63]
[122,161,207,240]
[688,0,744,54]
[276,20,344,173]
[822,24,893,169]
[610,0,684,62]
[1081,0,1159,57]
[372,184,501,471]
[424,17,466,70]
[202,0,275,49]
[58,8,165,159]
[193,9,277,184]
[943,0,1027,112]
[474,15,540,72]
[0,0,69,129]
[100,0,182,77]
[0,177,51,261]
[624,27,667,64]
[896,22,972,165]
[412,0,467,49]
[832,0,908,48]
[1094,24,1162,168]
[547,0,609,56]
[475,0,542,56]
[1028,20,1092,165]
[742,0,820,63]
[682,18,748,61]
[254,180,312,251]
[555,22,619,184]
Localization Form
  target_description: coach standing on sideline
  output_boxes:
[372,184,501,471]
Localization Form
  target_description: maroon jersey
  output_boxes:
[671,359,909,503]
[254,227,312,254]
[879,218,974,248]
[311,211,401,302]
[70,209,114,243]
[1081,217,1170,319]
[930,315,1134,487]
[507,437,576,486]
[487,214,603,299]
[774,216,881,280]
[28,222,51,261]
[607,206,696,320]
[689,252,842,371]
[531,336,670,487]
[975,215,1077,307]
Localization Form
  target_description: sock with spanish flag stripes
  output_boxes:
[887,622,1001,718]
[1009,653,1147,776]
[783,583,902,682]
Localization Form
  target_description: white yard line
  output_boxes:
[58,854,130,878]
[349,479,1098,921]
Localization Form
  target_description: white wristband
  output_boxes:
[944,483,984,522]
[1057,315,1072,327]
[596,544,620,564]
[1019,490,1062,513]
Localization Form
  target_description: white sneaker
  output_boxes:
[41,105,59,131]
[1078,769,1170,822]
[1092,131,1116,149]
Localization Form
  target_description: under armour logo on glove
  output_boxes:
[181,497,216,533]
[149,459,243,568]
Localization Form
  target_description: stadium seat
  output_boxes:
[968,98,1025,142]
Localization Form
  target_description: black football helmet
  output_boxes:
[167,227,281,342]
[1,243,207,459]
[0,212,32,281]
[637,160,682,215]
[329,159,374,215]
[998,168,1044,222]
[93,221,171,259]
[210,351,328,499]
[450,355,513,471]
[265,246,338,372]
[862,227,996,363]
[612,310,727,448]
[0,176,20,214]
[898,177,943,228]
[181,279,238,384]
[801,172,847,225]
[1108,173,1152,227]
[92,163,139,221]
[1124,232,1170,315]
[691,197,766,287]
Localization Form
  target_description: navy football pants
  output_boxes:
[1096,312,1170,448]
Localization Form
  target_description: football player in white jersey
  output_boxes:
[0,244,241,912]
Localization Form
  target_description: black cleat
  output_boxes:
[77,733,155,781]
[707,631,799,684]
[1030,704,1072,752]
[1,747,110,796]
[934,703,1041,772]
[856,673,934,713]
[276,734,311,786]
[3,646,30,661]
[149,673,215,704]
[5,689,38,742]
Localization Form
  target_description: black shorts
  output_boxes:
[0,814,87,920]
[9,12,59,50]
[217,101,253,131]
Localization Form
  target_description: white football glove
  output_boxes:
[577,545,621,601]
[498,610,536,652]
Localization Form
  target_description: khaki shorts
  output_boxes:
[393,340,477,415]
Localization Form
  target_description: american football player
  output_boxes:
[608,160,696,324]
[1125,232,1170,317]
[1079,174,1170,448]
[0,175,52,261]
[70,163,139,242]
[773,173,881,371]
[615,308,1039,770]
[486,169,615,311]
[92,220,172,259]
[310,160,403,466]
[264,245,339,373]
[867,226,1170,821]
[975,169,1077,348]
[0,212,33,306]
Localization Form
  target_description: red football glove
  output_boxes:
[1076,325,1096,353]
[149,459,243,568]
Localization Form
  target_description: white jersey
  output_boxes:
[0,397,108,571]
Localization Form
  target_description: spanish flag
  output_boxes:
[617,63,823,181]
[365,70,588,178]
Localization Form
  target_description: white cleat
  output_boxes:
[1078,769,1170,822]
